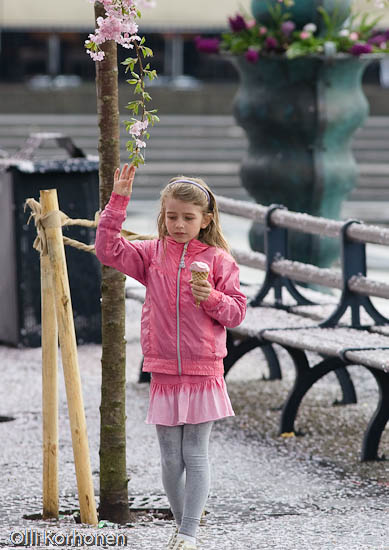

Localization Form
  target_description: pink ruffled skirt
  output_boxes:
[145,372,235,426]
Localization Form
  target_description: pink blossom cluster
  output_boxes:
[135,138,147,148]
[86,0,152,61]
[130,119,149,136]
[131,119,150,147]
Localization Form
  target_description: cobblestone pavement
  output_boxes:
[1,300,389,550]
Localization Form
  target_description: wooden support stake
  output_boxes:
[40,189,98,525]
[41,215,59,519]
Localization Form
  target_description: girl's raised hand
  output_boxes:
[113,163,136,197]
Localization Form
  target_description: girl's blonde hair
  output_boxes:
[158,176,230,253]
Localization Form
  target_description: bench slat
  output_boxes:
[272,259,343,290]
[235,251,389,300]
[262,326,389,367]
[344,349,389,369]
[216,194,389,246]
[289,304,374,326]
[370,325,389,336]
[231,307,318,339]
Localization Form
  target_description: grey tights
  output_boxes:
[156,422,213,539]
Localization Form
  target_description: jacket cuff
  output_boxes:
[107,192,131,212]
[202,288,223,310]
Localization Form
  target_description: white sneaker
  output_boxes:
[170,536,197,550]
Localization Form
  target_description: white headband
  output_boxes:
[169,179,211,207]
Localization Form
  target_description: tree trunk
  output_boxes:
[94,1,130,524]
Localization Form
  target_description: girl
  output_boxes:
[95,164,247,550]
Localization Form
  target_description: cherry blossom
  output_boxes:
[85,0,142,60]
[86,0,158,166]
[130,120,149,136]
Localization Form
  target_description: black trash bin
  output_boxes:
[0,134,101,347]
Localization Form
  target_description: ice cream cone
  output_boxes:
[190,261,210,307]
[191,271,209,307]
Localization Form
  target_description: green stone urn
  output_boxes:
[233,0,372,266]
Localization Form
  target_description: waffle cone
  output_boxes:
[191,270,209,307]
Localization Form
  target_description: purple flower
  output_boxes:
[245,48,260,63]
[368,34,387,46]
[195,36,220,54]
[350,43,373,56]
[281,21,296,36]
[228,14,247,33]
[266,36,278,50]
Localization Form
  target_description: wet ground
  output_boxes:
[0,298,388,549]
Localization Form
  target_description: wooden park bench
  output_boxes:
[126,196,389,462]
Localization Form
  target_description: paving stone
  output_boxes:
[0,299,389,549]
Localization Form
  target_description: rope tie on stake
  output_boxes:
[25,198,69,256]
[25,197,154,257]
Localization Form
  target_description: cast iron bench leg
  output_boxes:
[224,333,282,380]
[333,366,357,405]
[261,344,282,380]
[279,347,346,434]
[361,367,389,461]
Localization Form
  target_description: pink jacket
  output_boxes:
[95,193,247,376]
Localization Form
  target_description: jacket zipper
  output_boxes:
[176,242,189,376]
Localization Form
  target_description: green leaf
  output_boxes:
[128,104,139,114]
[131,155,145,168]
[122,57,138,66]
[286,41,316,58]
[127,100,142,108]
[147,70,157,80]
[146,114,160,126]
[141,46,154,58]
[126,100,141,114]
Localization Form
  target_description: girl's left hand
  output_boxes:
[189,279,212,304]
[113,163,136,197]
